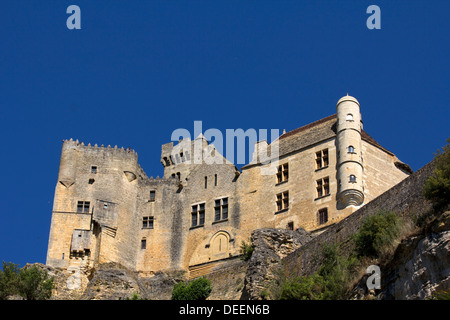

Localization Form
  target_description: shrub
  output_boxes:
[278,244,358,300]
[240,239,255,261]
[423,138,450,210]
[353,210,402,258]
[171,277,212,300]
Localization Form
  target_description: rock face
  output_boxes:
[391,230,450,299]
[381,213,450,299]
[241,228,313,300]
[351,212,450,300]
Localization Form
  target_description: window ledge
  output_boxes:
[314,193,331,201]
[189,224,204,230]
[315,165,329,172]
[212,218,229,225]
[275,180,288,187]
[275,208,289,215]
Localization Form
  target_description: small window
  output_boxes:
[205,176,208,189]
[316,177,330,198]
[214,174,218,186]
[163,157,170,167]
[214,197,229,221]
[176,172,181,180]
[141,239,147,250]
[142,216,154,229]
[348,146,355,153]
[88,178,95,184]
[349,175,357,183]
[315,149,329,170]
[276,163,289,184]
[276,191,289,212]
[318,208,328,225]
[91,166,97,174]
[77,201,90,213]
[149,190,156,201]
[103,203,108,209]
[191,203,205,227]
[346,113,353,121]
[287,221,294,231]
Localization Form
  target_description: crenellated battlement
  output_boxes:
[62,138,138,157]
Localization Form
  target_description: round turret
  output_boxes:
[336,94,364,207]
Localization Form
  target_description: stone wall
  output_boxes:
[281,159,436,278]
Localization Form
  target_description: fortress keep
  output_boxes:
[46,95,412,277]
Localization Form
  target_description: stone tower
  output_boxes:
[336,95,364,207]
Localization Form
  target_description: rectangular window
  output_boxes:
[276,191,289,212]
[149,190,156,202]
[77,201,90,213]
[316,177,330,198]
[214,197,229,221]
[141,239,146,250]
[276,163,289,184]
[318,208,328,225]
[315,149,329,170]
[91,166,97,174]
[142,216,154,229]
[191,203,205,227]
[287,221,294,231]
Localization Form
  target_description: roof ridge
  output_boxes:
[280,114,337,139]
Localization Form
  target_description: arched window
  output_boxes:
[348,145,355,153]
[349,174,357,183]
[346,113,353,121]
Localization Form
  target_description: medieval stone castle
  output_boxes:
[46,95,412,278]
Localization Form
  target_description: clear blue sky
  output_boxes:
[0,1,448,267]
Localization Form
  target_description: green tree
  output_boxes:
[171,277,212,300]
[0,262,20,299]
[16,265,53,300]
[423,138,450,210]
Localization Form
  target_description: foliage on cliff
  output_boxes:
[423,138,450,210]
[171,277,212,300]
[0,262,53,300]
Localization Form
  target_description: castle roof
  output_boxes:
[242,113,397,169]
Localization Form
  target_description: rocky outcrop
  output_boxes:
[241,228,313,300]
[351,211,450,300]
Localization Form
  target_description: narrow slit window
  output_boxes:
[141,239,147,250]
[205,176,208,189]
[214,174,218,186]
